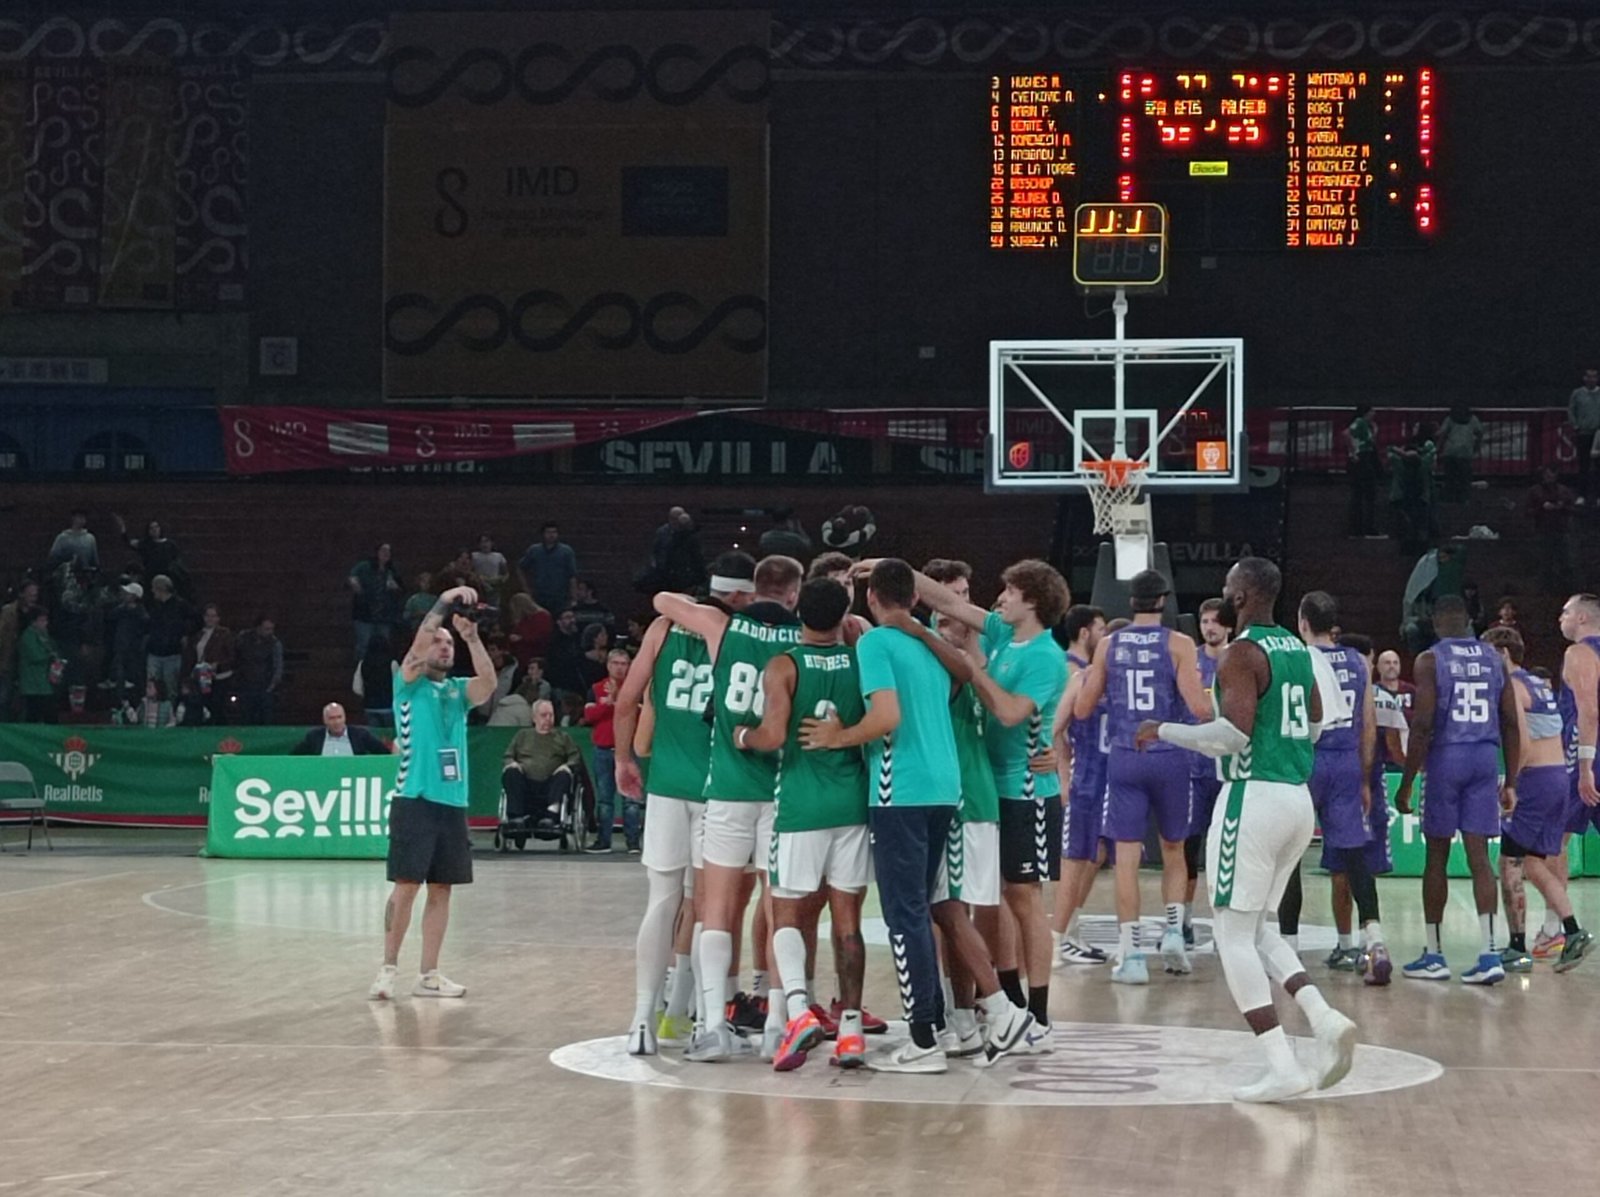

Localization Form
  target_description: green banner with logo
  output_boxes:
[0,724,593,830]
[207,754,400,859]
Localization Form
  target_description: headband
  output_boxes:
[711,575,757,594]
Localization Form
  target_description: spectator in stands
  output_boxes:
[349,543,403,663]
[487,682,533,728]
[235,615,284,724]
[402,571,436,635]
[182,603,236,723]
[174,677,209,726]
[1493,599,1522,634]
[352,634,395,727]
[1568,367,1600,506]
[518,522,578,614]
[758,506,812,561]
[519,660,553,707]
[293,702,392,756]
[617,613,649,657]
[48,509,98,572]
[546,607,586,698]
[49,560,94,712]
[501,699,582,830]
[820,504,877,557]
[474,638,519,724]
[145,574,195,697]
[571,579,614,637]
[0,580,40,720]
[119,678,175,729]
[506,593,553,674]
[471,533,508,586]
[577,622,611,696]
[1436,403,1484,503]
[583,648,638,854]
[107,581,149,705]
[18,608,60,723]
[1461,582,1488,635]
[113,514,190,600]
[1388,428,1437,554]
[1345,404,1381,536]
[640,506,706,597]
[1526,465,1578,592]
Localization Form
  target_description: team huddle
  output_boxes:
[612,546,1600,1100]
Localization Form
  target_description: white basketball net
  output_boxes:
[1081,461,1148,536]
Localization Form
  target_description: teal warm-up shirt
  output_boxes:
[980,611,1067,800]
[394,671,473,807]
[855,625,959,808]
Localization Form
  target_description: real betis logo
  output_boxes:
[52,735,99,781]
[215,737,244,755]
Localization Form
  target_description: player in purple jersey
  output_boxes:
[1050,604,1111,966]
[1294,595,1390,983]
[1181,598,1230,947]
[1335,633,1396,985]
[1395,596,1522,985]
[1545,593,1600,958]
[1484,627,1594,974]
[1074,570,1212,983]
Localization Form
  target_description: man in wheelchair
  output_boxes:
[501,698,584,837]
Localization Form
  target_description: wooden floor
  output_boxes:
[6,832,1598,1196]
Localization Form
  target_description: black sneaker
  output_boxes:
[585,843,613,855]
[727,991,766,1032]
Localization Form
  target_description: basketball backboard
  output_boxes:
[987,337,1245,493]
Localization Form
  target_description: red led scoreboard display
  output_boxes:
[990,67,1437,250]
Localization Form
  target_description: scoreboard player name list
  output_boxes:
[990,74,1076,249]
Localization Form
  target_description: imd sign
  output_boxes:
[205,755,399,859]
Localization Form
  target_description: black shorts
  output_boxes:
[387,795,474,885]
[999,795,1062,884]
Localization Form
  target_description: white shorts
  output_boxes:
[1206,779,1316,914]
[932,819,1002,908]
[769,824,871,898]
[701,799,775,872]
[639,794,705,874]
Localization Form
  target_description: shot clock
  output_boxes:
[1072,203,1167,291]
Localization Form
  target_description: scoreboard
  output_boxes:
[990,67,1437,251]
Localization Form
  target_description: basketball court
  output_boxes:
[5,834,1596,1195]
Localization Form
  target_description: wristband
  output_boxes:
[734,726,749,749]
[1580,746,1597,762]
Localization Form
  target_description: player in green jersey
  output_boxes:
[736,577,870,1071]
[1136,557,1358,1104]
[615,553,756,1056]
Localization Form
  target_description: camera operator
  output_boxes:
[368,585,496,1002]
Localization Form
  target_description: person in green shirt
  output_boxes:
[1135,557,1357,1104]
[369,585,497,1004]
[17,609,59,724]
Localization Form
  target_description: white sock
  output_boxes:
[1479,913,1496,955]
[699,930,734,1034]
[689,924,704,1020]
[1425,924,1442,955]
[1051,929,1064,958]
[1258,1025,1299,1075]
[979,989,1019,1023]
[765,986,784,1033]
[1363,921,1385,948]
[1543,910,1562,938]
[773,926,810,1022]
[724,974,737,1003]
[631,986,657,1028]
[940,975,956,1020]
[839,1008,863,1040]
[1292,983,1331,1020]
[752,969,767,997]
[1119,920,1138,959]
[665,953,696,1019]
[1166,903,1186,933]
[1283,933,1299,952]
[1065,911,1080,938]
[1338,932,1355,951]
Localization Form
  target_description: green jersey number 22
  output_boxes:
[665,660,713,712]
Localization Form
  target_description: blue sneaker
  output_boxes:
[1111,954,1150,985]
[1461,953,1506,986]
[1402,951,1451,981]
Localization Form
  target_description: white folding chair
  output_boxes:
[0,762,52,852]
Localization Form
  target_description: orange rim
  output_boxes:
[1081,458,1148,489]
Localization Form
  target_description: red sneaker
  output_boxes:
[831,999,889,1035]
[808,1002,839,1040]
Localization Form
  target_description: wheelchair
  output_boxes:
[493,762,593,854]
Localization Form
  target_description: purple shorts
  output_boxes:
[1064,768,1110,862]
[1421,741,1502,840]
[1188,776,1222,839]
[1310,748,1368,850]
[1105,749,1193,844]
[1504,765,1570,858]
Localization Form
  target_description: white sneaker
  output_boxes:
[1159,929,1192,975]
[367,964,398,1001]
[760,1025,783,1062]
[977,1004,1036,1066]
[1057,939,1109,967]
[940,1012,986,1059]
[627,1020,658,1057]
[865,1040,948,1074]
[1233,1063,1312,1104]
[685,1025,753,1063]
[1015,1020,1056,1055]
[1310,1008,1358,1090]
[413,970,466,998]
[1111,954,1150,985]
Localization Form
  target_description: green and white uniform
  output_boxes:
[639,621,714,873]
[769,643,870,896]
[933,682,1004,906]
[1207,624,1319,912]
[702,603,801,870]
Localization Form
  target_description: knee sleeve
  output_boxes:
[1214,907,1273,1014]
[1499,833,1538,860]
[1276,867,1304,936]
[635,867,683,993]
[1184,834,1203,882]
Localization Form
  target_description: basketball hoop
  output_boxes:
[1080,458,1149,536]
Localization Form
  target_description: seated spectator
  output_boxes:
[583,648,638,854]
[48,509,98,572]
[471,533,508,586]
[18,608,61,723]
[117,679,175,728]
[758,506,812,561]
[518,660,552,706]
[577,622,611,694]
[501,699,582,828]
[348,543,403,663]
[487,689,533,728]
[546,608,586,697]
[1492,599,1522,634]
[145,574,196,697]
[235,615,284,724]
[506,593,553,672]
[616,613,650,657]
[114,514,191,600]
[352,634,395,727]
[174,677,210,726]
[571,579,614,636]
[474,638,519,724]
[182,603,236,723]
[292,702,392,756]
[107,581,149,704]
